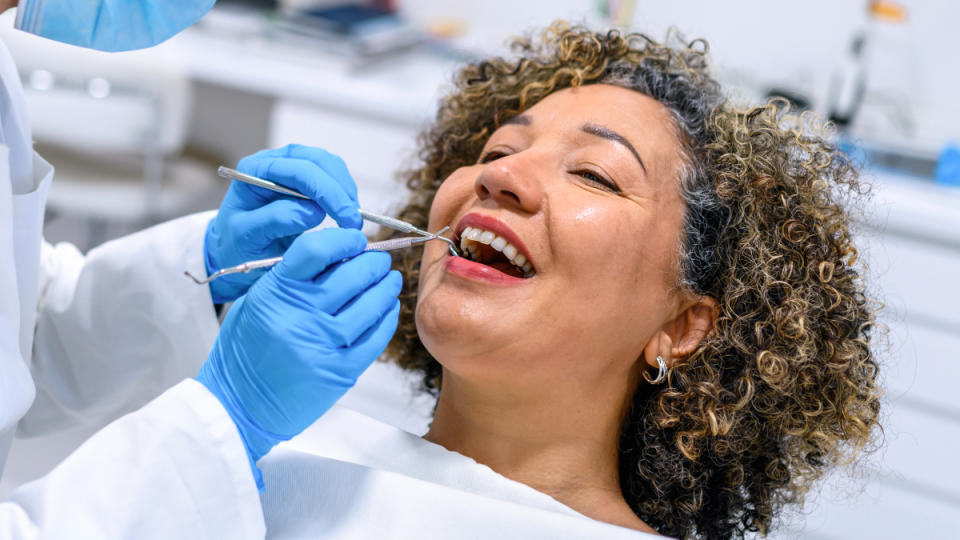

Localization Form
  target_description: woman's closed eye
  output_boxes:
[570,168,621,193]
[479,150,622,193]
[478,150,508,164]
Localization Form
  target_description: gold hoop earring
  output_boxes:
[643,355,668,384]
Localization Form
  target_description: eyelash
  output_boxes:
[478,150,622,193]
[477,150,505,164]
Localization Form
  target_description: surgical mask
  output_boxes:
[14,0,216,52]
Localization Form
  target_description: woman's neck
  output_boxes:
[423,372,655,533]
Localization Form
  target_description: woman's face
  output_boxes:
[416,84,689,391]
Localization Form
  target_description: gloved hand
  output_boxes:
[204,144,363,303]
[196,227,402,487]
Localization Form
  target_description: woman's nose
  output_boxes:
[474,154,543,214]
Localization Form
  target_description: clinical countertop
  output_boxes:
[865,171,960,248]
[166,11,461,128]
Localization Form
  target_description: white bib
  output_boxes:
[260,405,654,539]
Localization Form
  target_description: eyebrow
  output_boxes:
[502,114,531,126]
[500,115,647,174]
[580,123,647,174]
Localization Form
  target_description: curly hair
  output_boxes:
[380,22,881,539]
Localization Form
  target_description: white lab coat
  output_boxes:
[0,35,264,537]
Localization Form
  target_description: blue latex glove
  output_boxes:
[204,144,363,303]
[196,228,402,487]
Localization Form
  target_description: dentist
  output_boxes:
[1,1,401,537]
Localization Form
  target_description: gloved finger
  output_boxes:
[236,146,279,170]
[234,198,327,247]
[275,228,367,281]
[241,157,361,230]
[239,144,358,202]
[335,300,401,378]
[308,251,392,314]
[327,270,403,346]
[276,233,296,253]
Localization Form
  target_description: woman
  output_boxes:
[260,23,880,539]
[379,23,880,538]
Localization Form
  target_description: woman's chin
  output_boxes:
[415,294,523,368]
[416,296,483,357]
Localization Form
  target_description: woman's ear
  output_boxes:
[654,295,719,367]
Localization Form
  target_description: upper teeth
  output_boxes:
[459,226,534,277]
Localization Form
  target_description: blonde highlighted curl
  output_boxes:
[381,22,881,539]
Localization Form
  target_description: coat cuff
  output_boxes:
[161,379,266,536]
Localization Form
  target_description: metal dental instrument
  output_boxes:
[217,166,311,200]
[186,256,283,286]
[217,166,462,256]
[188,165,463,286]
[185,228,449,286]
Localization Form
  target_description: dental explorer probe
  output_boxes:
[216,166,462,256]
[185,229,448,286]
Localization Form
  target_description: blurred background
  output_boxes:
[1,0,957,537]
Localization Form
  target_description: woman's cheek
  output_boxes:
[428,167,476,229]
[562,203,635,273]
[572,204,602,225]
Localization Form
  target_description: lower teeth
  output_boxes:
[462,244,528,277]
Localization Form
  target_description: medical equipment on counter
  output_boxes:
[936,143,960,187]
[216,166,461,256]
[828,1,914,136]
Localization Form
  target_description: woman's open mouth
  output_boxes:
[445,213,536,282]
[457,227,534,279]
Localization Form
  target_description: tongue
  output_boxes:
[470,242,527,278]
[487,260,525,278]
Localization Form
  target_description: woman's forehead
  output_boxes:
[497,85,684,182]
[516,85,677,136]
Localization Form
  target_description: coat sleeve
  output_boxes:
[0,380,265,539]
[18,211,222,437]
